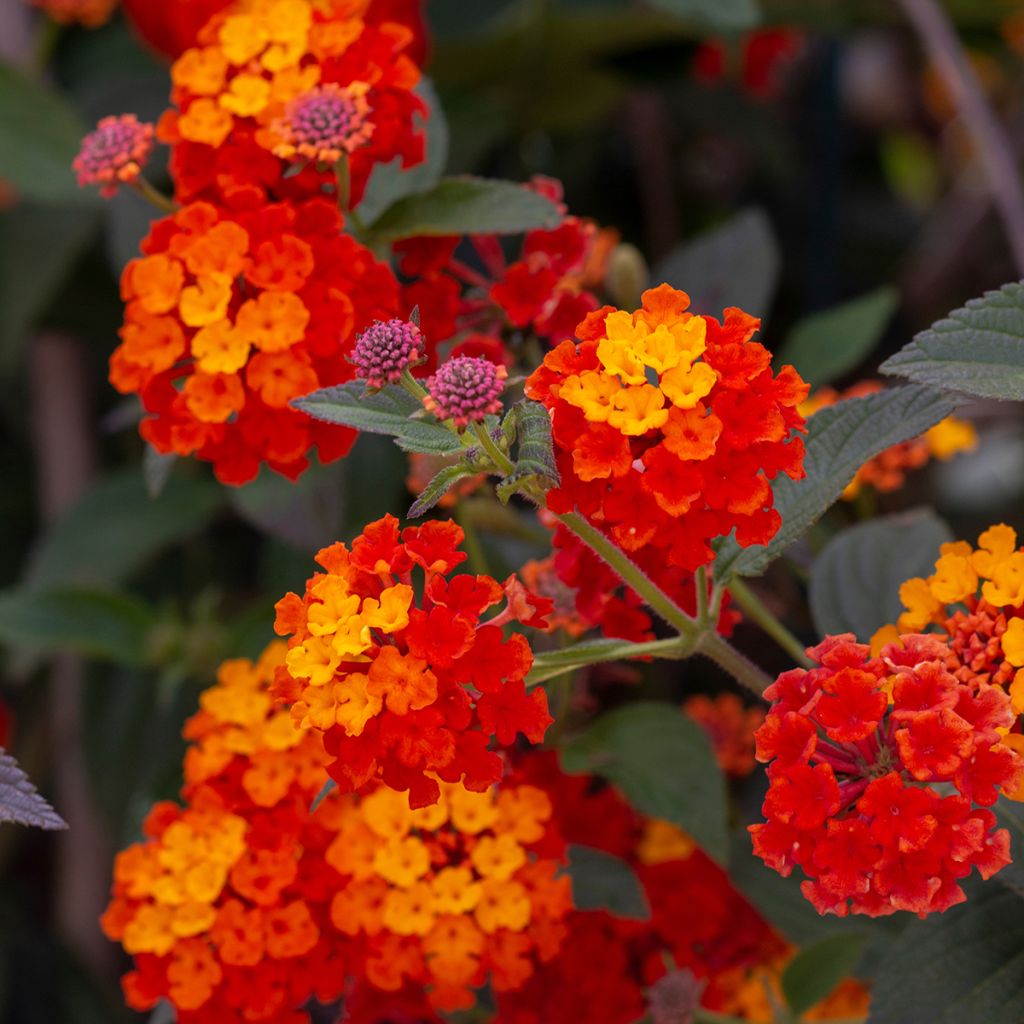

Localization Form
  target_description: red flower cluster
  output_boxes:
[751,633,1024,917]
[685,692,764,778]
[693,29,805,101]
[393,177,613,359]
[273,515,553,807]
[526,285,808,572]
[112,198,399,483]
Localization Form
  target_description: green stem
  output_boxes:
[696,630,773,697]
[527,635,692,686]
[472,420,515,475]
[555,511,699,638]
[727,578,812,668]
[695,564,709,625]
[131,176,179,215]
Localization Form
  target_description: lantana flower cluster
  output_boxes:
[102,642,571,1023]
[525,284,808,572]
[750,633,1023,917]
[875,522,1024,791]
[112,198,400,483]
[272,514,553,807]
[801,382,976,499]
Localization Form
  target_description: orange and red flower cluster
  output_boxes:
[526,284,808,572]
[112,197,400,482]
[874,522,1024,792]
[102,642,571,1022]
[801,382,976,499]
[272,515,553,808]
[751,633,1023,918]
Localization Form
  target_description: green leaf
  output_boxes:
[778,286,899,388]
[867,884,1024,1024]
[782,932,869,1016]
[497,400,559,503]
[653,208,779,318]
[880,281,1024,401]
[0,202,99,372]
[368,176,561,242]
[566,844,651,920]
[143,448,178,499]
[355,79,448,224]
[0,62,96,205]
[992,798,1024,899]
[646,0,762,31]
[809,509,953,641]
[0,587,156,665]
[23,471,225,590]
[0,750,66,830]
[561,702,728,864]
[714,384,957,581]
[408,461,480,519]
[293,382,462,456]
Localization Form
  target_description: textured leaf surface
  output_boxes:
[566,844,650,920]
[868,885,1024,1024]
[561,702,727,864]
[0,750,66,830]
[497,400,559,502]
[714,385,956,580]
[369,176,561,242]
[881,281,1024,400]
[783,932,869,1015]
[408,462,480,518]
[778,287,898,388]
[810,509,952,641]
[294,383,462,455]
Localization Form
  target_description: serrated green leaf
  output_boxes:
[782,932,869,1015]
[646,0,761,31]
[809,509,953,641]
[881,281,1024,401]
[408,462,480,519]
[561,703,728,864]
[293,382,462,455]
[0,750,66,830]
[0,62,96,205]
[368,176,561,242]
[867,884,1024,1024]
[714,384,956,581]
[566,844,651,920]
[0,587,156,665]
[654,208,779,318]
[778,286,899,388]
[23,471,225,590]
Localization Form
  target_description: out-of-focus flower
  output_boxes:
[751,633,1022,917]
[801,383,976,499]
[73,115,155,197]
[526,285,807,573]
[0,698,13,749]
[273,515,552,807]
[30,0,118,28]
[693,29,804,101]
[684,693,764,778]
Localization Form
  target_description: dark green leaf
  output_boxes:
[23,471,225,590]
[809,509,953,641]
[0,750,66,830]
[0,202,99,372]
[0,587,156,665]
[653,208,779,318]
[992,798,1024,898]
[356,79,448,224]
[368,176,561,242]
[497,400,559,503]
[142,448,177,499]
[0,62,95,205]
[867,884,1024,1024]
[714,385,956,581]
[561,702,728,864]
[566,844,651,920]
[782,932,869,1015]
[408,461,480,518]
[293,382,462,455]
[881,281,1024,401]
[646,0,762,31]
[778,287,899,388]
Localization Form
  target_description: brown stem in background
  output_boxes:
[28,334,113,980]
[897,0,1024,276]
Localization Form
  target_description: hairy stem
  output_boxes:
[727,578,813,668]
[131,175,179,215]
[527,635,693,686]
[897,0,1024,275]
[472,420,515,475]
